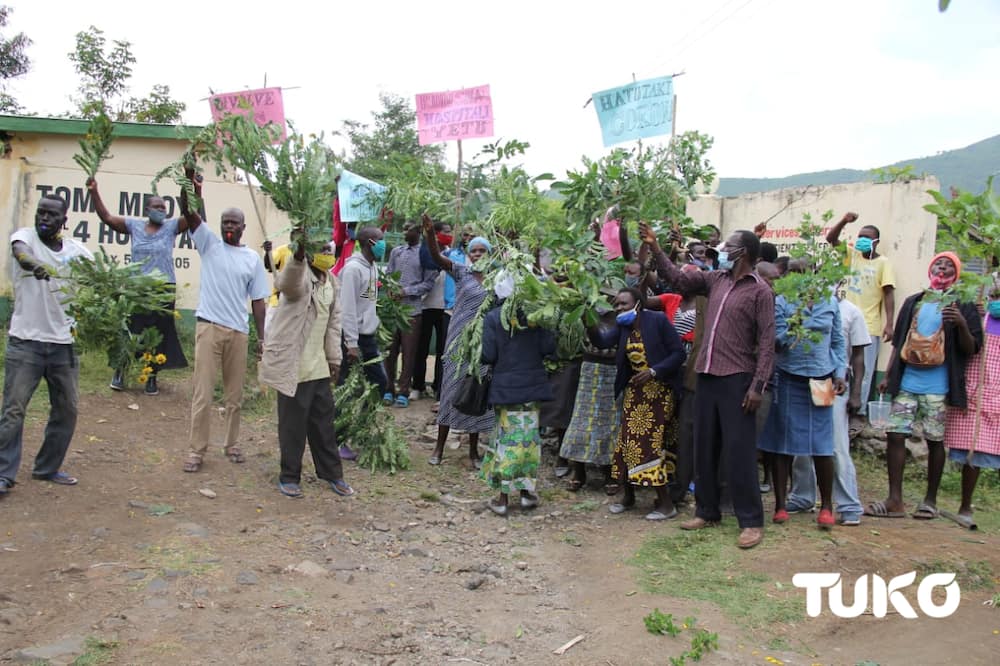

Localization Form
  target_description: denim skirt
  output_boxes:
[758,369,834,456]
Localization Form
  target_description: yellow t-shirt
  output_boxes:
[844,250,896,336]
[267,245,293,307]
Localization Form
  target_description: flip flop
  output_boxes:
[278,481,303,498]
[330,479,355,497]
[912,503,939,520]
[566,479,584,492]
[645,508,678,521]
[864,501,905,518]
[35,471,78,485]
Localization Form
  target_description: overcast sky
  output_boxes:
[5,0,999,181]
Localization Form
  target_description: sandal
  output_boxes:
[566,478,584,492]
[278,481,303,498]
[182,454,202,473]
[226,447,246,464]
[912,503,939,520]
[864,500,905,518]
[330,479,355,497]
[34,471,78,485]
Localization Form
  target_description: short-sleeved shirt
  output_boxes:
[125,217,179,282]
[844,250,896,336]
[900,302,948,395]
[192,224,269,334]
[10,228,94,344]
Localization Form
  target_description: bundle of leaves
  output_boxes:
[333,362,410,474]
[150,122,220,213]
[72,110,114,178]
[60,248,173,376]
[772,210,850,349]
[376,270,416,348]
[376,156,454,223]
[925,176,1000,306]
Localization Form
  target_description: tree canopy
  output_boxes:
[0,6,31,113]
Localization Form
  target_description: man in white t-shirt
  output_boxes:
[0,195,94,494]
[179,186,268,473]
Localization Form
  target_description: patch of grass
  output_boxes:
[570,499,600,512]
[141,539,221,577]
[71,637,119,666]
[419,491,440,502]
[631,529,803,631]
[767,637,791,651]
[560,533,582,547]
[539,488,560,502]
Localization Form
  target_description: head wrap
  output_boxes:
[928,251,962,278]
[468,236,492,253]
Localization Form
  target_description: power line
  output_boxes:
[647,0,757,76]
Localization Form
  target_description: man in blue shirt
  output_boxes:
[179,185,269,473]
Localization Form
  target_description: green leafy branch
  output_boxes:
[376,270,416,348]
[333,362,410,473]
[72,110,114,178]
[772,210,850,349]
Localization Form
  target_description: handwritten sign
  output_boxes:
[208,87,287,141]
[338,169,387,223]
[592,76,673,147]
[415,85,494,146]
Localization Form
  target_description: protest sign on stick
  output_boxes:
[592,76,673,147]
[208,87,287,141]
[415,85,494,146]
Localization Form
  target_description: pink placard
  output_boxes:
[415,85,494,146]
[208,87,287,141]
[600,220,623,260]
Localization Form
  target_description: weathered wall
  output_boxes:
[0,119,291,310]
[687,178,941,369]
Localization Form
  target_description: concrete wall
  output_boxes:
[0,117,292,310]
[687,178,942,369]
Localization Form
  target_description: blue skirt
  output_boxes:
[758,370,834,456]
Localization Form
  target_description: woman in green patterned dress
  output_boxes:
[480,302,556,516]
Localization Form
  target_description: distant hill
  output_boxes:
[717,134,1000,197]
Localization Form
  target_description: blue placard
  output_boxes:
[338,169,387,222]
[592,76,674,147]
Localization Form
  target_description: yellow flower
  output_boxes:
[142,352,153,362]
[137,373,149,384]
[173,310,182,320]
[154,354,167,365]
[143,366,154,374]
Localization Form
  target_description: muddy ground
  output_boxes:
[1,378,999,665]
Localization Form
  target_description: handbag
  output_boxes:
[899,308,945,368]
[808,377,835,407]
[453,370,492,416]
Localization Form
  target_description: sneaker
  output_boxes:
[382,392,394,405]
[520,493,539,509]
[109,370,125,391]
[144,375,159,396]
[394,395,410,408]
[838,513,861,526]
[409,390,421,401]
[817,508,836,530]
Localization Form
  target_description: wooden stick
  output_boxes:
[966,271,992,463]
[553,634,586,655]
[242,169,268,237]
[455,139,463,222]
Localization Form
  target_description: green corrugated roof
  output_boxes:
[0,114,202,140]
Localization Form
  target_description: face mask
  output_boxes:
[854,237,877,255]
[929,275,954,291]
[437,233,454,247]
[346,225,358,240]
[616,305,639,326]
[311,254,336,272]
[989,300,1000,319]
[148,209,166,225]
[370,239,387,261]
[624,275,641,288]
[717,251,734,271]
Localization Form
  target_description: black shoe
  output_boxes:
[110,370,125,391]
[144,375,159,396]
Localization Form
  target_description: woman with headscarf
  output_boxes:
[757,263,848,530]
[589,287,686,520]
[943,272,999,527]
[866,252,983,519]
[87,177,190,395]
[422,216,495,466]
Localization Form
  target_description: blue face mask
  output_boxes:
[717,251,734,271]
[616,306,639,326]
[854,237,874,254]
[625,275,641,289]
[988,300,1000,320]
[148,209,166,225]
[370,239,387,261]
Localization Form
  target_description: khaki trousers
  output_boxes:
[189,321,248,457]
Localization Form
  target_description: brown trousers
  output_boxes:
[189,321,248,457]
[384,313,422,397]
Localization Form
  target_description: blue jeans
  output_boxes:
[857,334,881,415]
[787,391,863,518]
[0,337,79,484]
[339,333,387,398]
